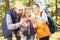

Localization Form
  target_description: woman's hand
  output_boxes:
[20,18,25,25]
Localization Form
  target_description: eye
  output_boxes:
[18,9,23,11]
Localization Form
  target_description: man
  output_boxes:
[2,2,24,40]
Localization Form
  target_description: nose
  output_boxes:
[19,11,22,13]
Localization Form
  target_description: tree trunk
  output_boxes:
[27,0,34,6]
[5,0,10,12]
[55,0,58,21]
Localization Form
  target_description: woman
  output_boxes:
[32,4,51,40]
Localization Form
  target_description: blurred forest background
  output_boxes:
[0,0,60,40]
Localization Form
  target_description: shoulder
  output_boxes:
[6,8,14,13]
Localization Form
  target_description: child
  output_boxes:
[19,6,36,40]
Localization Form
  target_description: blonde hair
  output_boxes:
[15,1,24,9]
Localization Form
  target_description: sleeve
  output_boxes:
[37,12,48,23]
[42,12,47,22]
[6,14,20,30]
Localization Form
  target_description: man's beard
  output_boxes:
[16,13,23,22]
[17,13,22,17]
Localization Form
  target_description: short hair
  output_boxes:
[33,4,40,7]
[15,1,24,9]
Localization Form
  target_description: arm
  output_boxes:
[42,12,47,22]
[6,14,20,30]
[37,12,48,22]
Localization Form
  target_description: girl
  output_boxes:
[20,6,36,40]
[32,4,51,40]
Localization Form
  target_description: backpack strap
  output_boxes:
[46,16,49,24]
[40,12,43,17]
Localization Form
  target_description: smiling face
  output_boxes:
[25,7,31,17]
[32,4,40,14]
[15,8,23,14]
[14,2,24,14]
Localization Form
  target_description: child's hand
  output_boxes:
[25,22,30,28]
